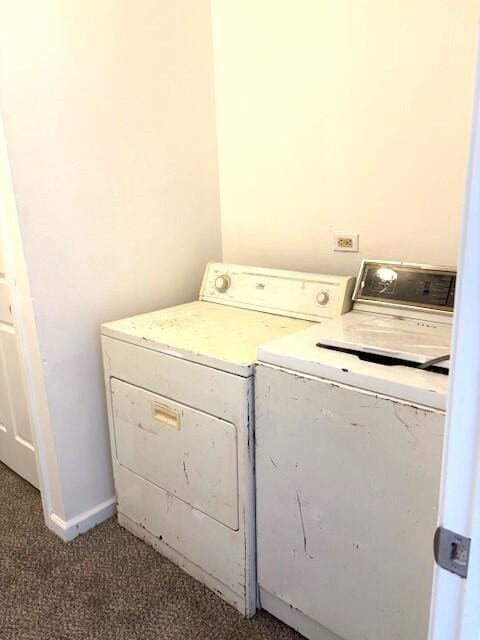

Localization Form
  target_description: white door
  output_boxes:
[427,33,480,640]
[0,244,38,488]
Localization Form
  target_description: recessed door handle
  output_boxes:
[151,401,181,430]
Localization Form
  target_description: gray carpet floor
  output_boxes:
[0,462,301,640]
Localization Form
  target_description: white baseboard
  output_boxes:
[49,497,116,542]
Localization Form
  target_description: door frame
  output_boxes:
[428,31,480,640]
[0,113,65,530]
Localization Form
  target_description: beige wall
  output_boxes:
[0,0,477,531]
[0,1,221,522]
[212,0,478,276]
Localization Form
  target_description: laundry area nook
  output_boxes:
[1,2,480,640]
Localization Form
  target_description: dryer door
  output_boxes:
[111,378,239,530]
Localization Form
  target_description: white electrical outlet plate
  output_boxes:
[334,233,359,252]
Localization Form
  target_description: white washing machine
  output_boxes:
[255,260,455,640]
[101,262,355,616]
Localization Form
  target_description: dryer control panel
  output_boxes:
[200,262,356,321]
[353,260,456,314]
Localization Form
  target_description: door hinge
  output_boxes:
[434,526,471,579]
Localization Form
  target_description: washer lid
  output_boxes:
[257,317,451,410]
[313,311,452,368]
[101,301,312,377]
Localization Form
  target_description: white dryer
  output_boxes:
[255,260,455,640]
[101,262,355,616]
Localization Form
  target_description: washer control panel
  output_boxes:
[200,263,356,321]
[354,260,456,314]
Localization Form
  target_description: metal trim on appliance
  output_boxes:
[352,259,456,316]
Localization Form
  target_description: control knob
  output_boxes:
[214,275,231,293]
[316,291,330,306]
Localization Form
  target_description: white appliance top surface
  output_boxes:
[257,312,452,409]
[102,301,312,377]
[313,311,451,364]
